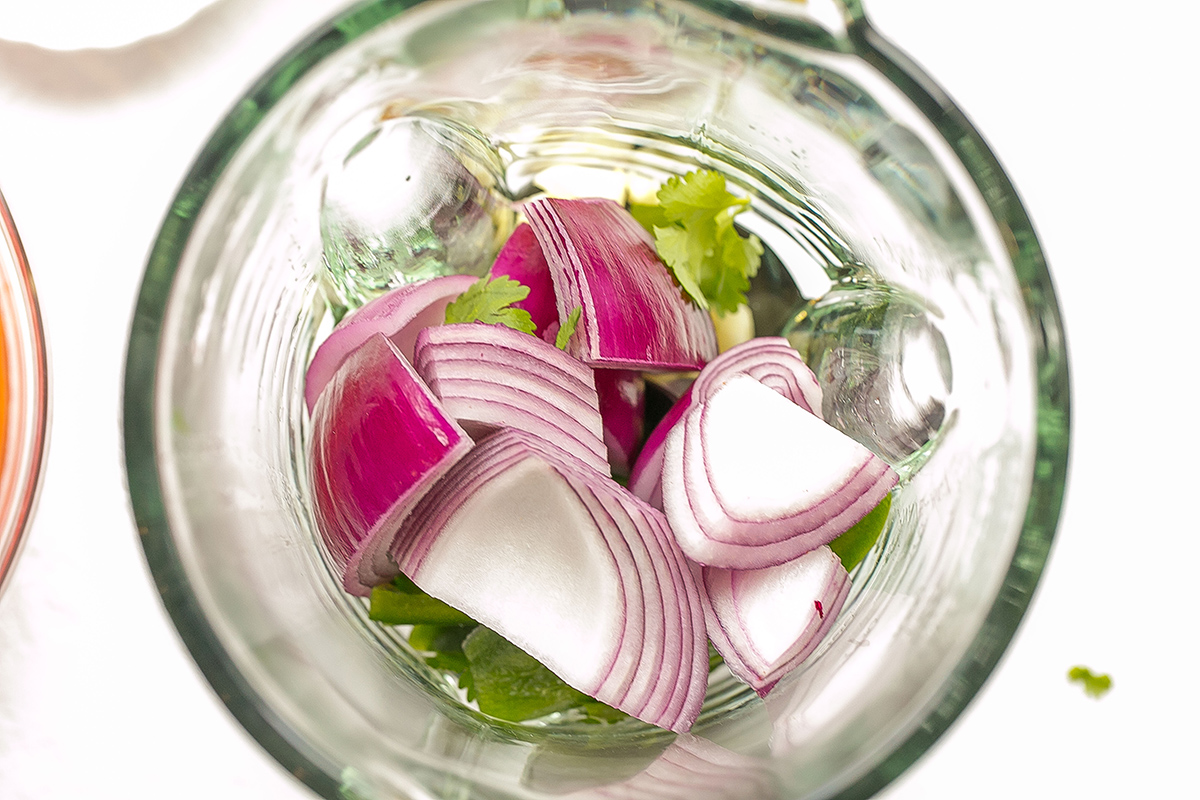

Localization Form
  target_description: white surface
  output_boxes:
[0,0,220,50]
[0,0,1194,797]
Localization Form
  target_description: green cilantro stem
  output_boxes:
[368,583,477,626]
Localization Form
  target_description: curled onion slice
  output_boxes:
[630,337,822,510]
[662,375,897,569]
[413,322,609,474]
[700,546,849,696]
[487,222,559,337]
[309,332,472,595]
[305,274,477,412]
[391,429,707,732]
[523,197,717,371]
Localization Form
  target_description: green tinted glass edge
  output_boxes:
[826,18,1071,799]
[122,2,1071,798]
[121,2,425,797]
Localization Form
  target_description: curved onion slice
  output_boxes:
[630,337,823,510]
[309,333,472,595]
[595,369,645,475]
[690,337,822,417]
[304,274,477,412]
[488,222,559,337]
[413,323,610,475]
[391,429,707,733]
[662,375,897,569]
[700,546,849,696]
[523,197,717,370]
[628,385,693,510]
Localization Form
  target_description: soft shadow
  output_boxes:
[0,0,269,105]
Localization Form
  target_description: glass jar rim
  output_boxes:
[121,2,1071,797]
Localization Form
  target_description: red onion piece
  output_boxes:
[391,429,708,733]
[699,546,849,696]
[309,332,472,596]
[487,222,559,337]
[523,197,717,371]
[594,369,645,475]
[630,337,823,509]
[662,375,897,569]
[628,385,692,510]
[413,323,610,475]
[691,337,823,417]
[304,274,476,412]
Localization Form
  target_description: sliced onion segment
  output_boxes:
[413,322,610,474]
[662,375,897,569]
[391,429,708,732]
[523,197,717,371]
[700,546,850,695]
[631,337,824,510]
[304,274,477,412]
[308,332,472,595]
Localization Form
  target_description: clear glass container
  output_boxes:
[0,189,50,602]
[122,1,1070,798]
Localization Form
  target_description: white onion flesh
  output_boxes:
[700,546,849,695]
[390,430,708,732]
[662,375,897,569]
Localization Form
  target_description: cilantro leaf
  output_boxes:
[829,493,892,571]
[556,306,582,350]
[1068,666,1113,698]
[658,169,747,227]
[654,224,707,309]
[444,275,537,333]
[461,626,596,722]
[645,170,763,315]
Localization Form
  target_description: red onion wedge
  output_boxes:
[700,546,850,696]
[487,222,559,338]
[662,375,897,569]
[309,332,472,596]
[412,322,610,475]
[594,369,645,475]
[630,337,823,510]
[304,274,477,413]
[391,429,708,733]
[523,197,717,371]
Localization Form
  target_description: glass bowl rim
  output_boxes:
[121,1,1072,797]
[0,187,50,604]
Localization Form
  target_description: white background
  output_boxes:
[0,0,1194,797]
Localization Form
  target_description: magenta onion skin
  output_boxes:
[699,546,849,696]
[523,197,717,371]
[304,274,477,412]
[391,429,708,733]
[662,376,898,570]
[630,338,823,509]
[594,369,645,475]
[487,222,559,338]
[413,322,610,474]
[628,384,693,510]
[309,332,472,596]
